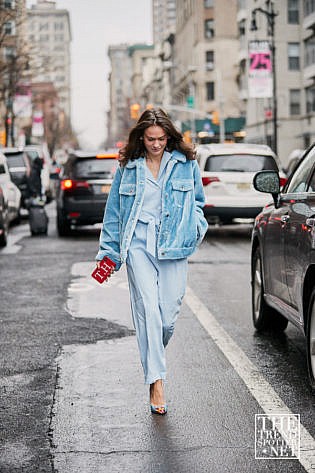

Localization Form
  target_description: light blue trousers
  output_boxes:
[126,222,187,385]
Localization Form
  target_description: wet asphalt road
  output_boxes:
[0,203,314,472]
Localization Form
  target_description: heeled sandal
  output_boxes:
[150,404,168,415]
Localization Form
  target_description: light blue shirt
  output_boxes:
[138,151,171,256]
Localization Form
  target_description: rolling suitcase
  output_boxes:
[29,200,48,236]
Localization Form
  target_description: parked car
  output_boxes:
[0,184,9,247]
[24,144,53,202]
[56,150,119,236]
[196,143,287,224]
[2,147,31,208]
[0,151,21,246]
[251,142,315,390]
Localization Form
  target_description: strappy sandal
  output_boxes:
[150,404,168,415]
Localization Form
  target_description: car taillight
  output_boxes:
[279,177,287,187]
[202,176,220,186]
[61,179,90,191]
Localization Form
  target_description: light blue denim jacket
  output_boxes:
[96,150,208,270]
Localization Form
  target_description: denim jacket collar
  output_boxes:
[125,150,186,169]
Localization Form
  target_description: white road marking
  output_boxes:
[185,286,315,471]
[0,229,29,255]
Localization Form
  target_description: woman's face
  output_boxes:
[143,126,168,159]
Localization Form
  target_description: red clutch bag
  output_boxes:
[91,257,116,284]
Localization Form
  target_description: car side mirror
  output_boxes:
[253,170,280,208]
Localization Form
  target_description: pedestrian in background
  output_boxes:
[95,108,208,415]
[27,156,43,199]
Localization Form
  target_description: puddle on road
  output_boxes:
[66,262,132,330]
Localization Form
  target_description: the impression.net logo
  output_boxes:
[255,413,300,459]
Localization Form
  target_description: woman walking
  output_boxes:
[95,108,208,415]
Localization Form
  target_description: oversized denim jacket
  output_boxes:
[96,150,208,270]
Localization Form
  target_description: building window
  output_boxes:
[206,81,215,100]
[306,86,315,113]
[206,50,214,70]
[39,22,49,31]
[304,0,315,16]
[305,36,315,67]
[204,0,214,7]
[288,43,300,70]
[55,22,64,31]
[288,0,299,23]
[3,46,15,60]
[55,34,64,42]
[3,21,15,35]
[3,0,15,8]
[205,19,214,38]
[39,34,49,42]
[290,89,301,115]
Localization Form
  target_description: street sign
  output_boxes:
[187,95,194,108]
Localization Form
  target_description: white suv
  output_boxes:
[196,143,286,224]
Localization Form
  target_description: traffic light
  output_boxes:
[212,110,220,125]
[0,130,6,146]
[183,130,192,143]
[130,103,140,120]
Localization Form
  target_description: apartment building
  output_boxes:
[0,0,29,145]
[238,0,309,165]
[107,44,132,146]
[27,0,71,121]
[152,0,176,43]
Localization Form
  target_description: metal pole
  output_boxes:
[269,2,278,156]
[251,2,278,155]
[217,70,225,143]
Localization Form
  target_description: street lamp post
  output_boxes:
[250,0,278,155]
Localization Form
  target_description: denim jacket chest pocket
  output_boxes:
[119,183,136,220]
[171,179,194,208]
[119,183,136,196]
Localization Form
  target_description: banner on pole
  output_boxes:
[248,40,272,98]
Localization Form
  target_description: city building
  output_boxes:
[129,44,155,105]
[27,0,71,122]
[152,0,176,44]
[107,44,132,146]
[157,0,244,141]
[0,0,29,146]
[238,0,305,164]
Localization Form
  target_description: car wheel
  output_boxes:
[252,247,288,332]
[57,212,71,236]
[307,287,315,392]
[0,219,8,247]
[13,208,21,225]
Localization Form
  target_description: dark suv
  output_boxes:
[56,150,119,236]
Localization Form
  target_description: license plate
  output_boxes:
[237,182,250,190]
[101,184,111,193]
[94,184,111,194]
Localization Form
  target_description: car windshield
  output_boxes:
[4,153,25,168]
[204,154,279,172]
[25,150,40,162]
[73,158,118,178]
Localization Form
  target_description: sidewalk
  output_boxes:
[51,263,303,473]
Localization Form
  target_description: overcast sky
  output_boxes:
[27,0,153,149]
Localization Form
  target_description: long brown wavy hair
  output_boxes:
[119,108,195,166]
